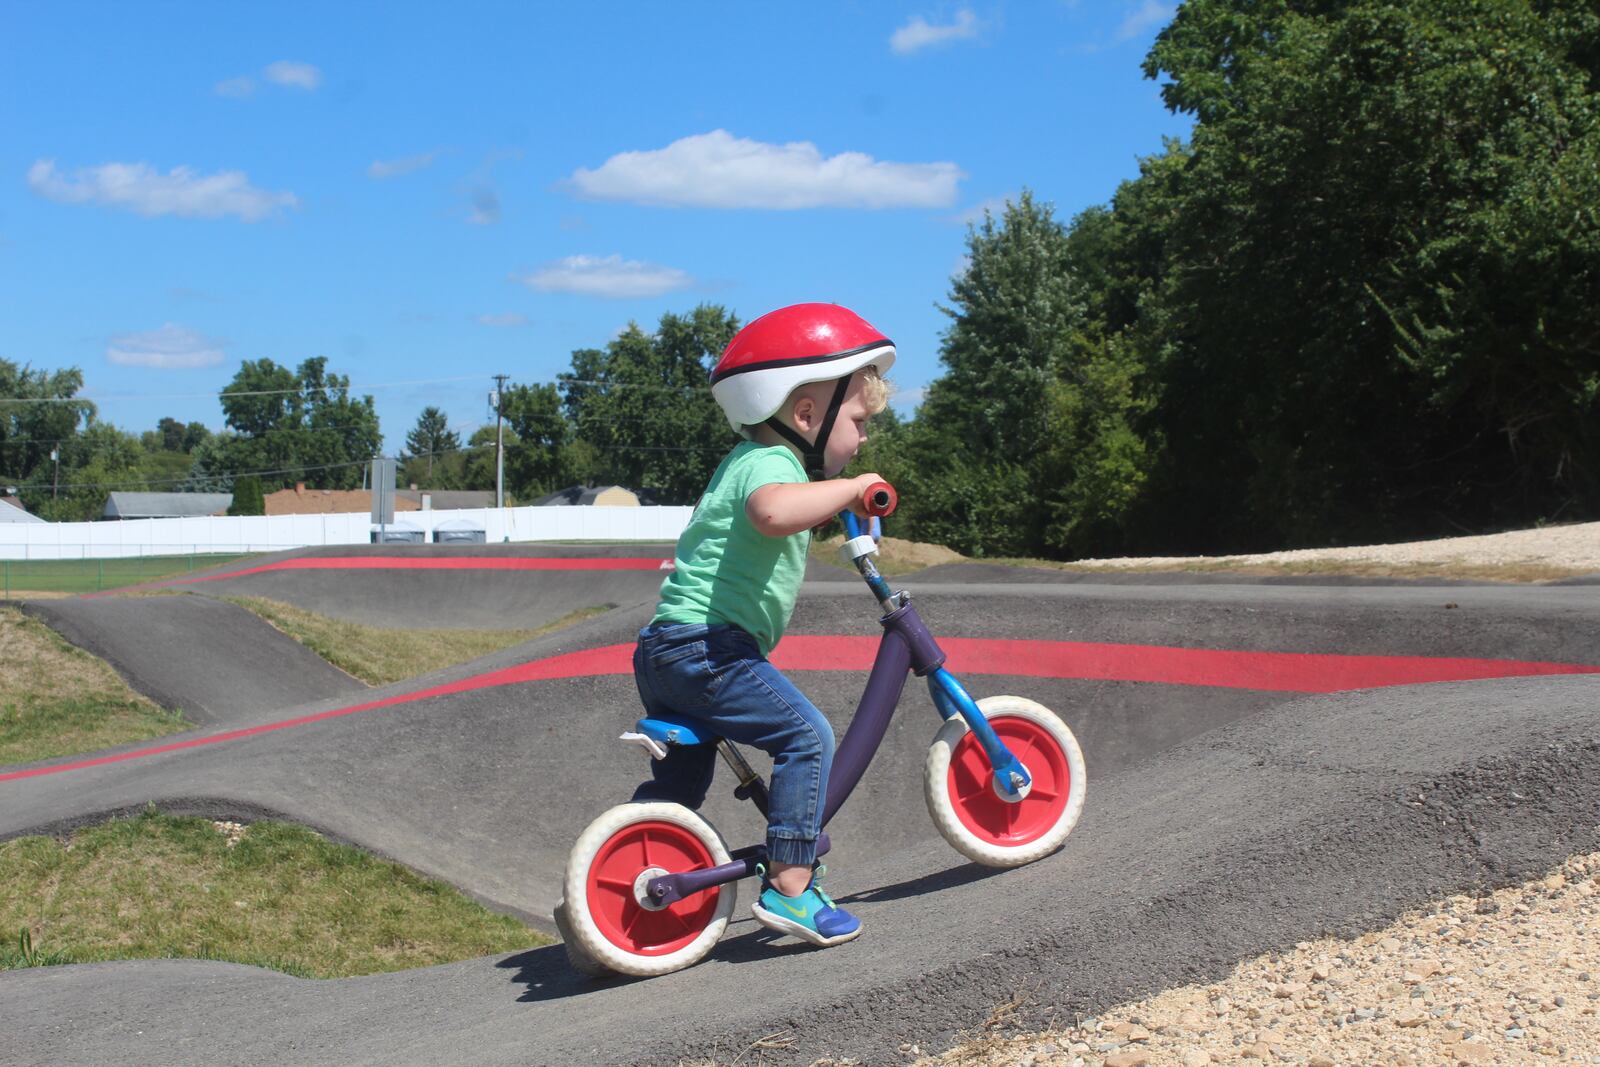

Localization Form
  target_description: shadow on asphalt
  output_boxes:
[839,859,1010,904]
[497,862,1011,1002]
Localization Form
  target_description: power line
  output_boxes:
[0,373,714,405]
[5,432,743,494]
[0,373,491,404]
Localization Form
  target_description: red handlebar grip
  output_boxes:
[862,481,898,518]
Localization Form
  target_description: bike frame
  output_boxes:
[644,511,1031,909]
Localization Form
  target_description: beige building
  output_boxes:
[264,483,421,517]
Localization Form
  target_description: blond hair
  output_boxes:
[859,365,890,415]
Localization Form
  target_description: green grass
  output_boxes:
[0,605,188,766]
[0,554,252,595]
[0,811,549,978]
[222,595,612,686]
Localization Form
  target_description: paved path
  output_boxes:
[23,595,365,725]
[2,557,1597,1066]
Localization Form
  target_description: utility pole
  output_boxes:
[492,374,508,508]
[50,447,59,498]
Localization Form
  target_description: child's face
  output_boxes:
[819,373,872,477]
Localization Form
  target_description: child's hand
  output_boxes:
[844,473,887,518]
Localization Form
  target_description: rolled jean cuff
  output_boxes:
[766,833,818,867]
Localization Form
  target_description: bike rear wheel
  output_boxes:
[924,695,1086,867]
[561,802,735,977]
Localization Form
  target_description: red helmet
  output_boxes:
[711,303,895,436]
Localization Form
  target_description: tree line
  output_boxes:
[881,0,1599,557]
[5,0,1595,550]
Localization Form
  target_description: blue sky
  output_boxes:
[0,0,1189,451]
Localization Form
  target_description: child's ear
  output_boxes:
[791,395,817,430]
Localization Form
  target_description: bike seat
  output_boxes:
[620,714,719,760]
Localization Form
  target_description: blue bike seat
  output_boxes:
[632,714,717,748]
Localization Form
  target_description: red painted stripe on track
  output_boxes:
[5,637,1594,783]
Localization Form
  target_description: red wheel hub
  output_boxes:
[946,716,1070,847]
[585,821,720,956]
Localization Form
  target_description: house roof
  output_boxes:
[533,484,640,507]
[103,492,233,520]
[0,496,45,524]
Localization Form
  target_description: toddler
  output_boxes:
[631,302,892,947]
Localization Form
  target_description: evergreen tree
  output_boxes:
[228,475,265,516]
[402,406,461,483]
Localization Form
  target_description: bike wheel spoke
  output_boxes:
[596,876,635,893]
[955,754,986,795]
[957,779,990,804]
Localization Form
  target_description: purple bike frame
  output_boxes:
[645,596,950,908]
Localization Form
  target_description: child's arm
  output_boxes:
[746,473,885,538]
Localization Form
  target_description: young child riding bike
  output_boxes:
[630,302,892,948]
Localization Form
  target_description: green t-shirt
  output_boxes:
[652,441,809,655]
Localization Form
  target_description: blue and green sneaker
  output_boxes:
[750,864,862,947]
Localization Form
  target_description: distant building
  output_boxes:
[534,485,641,507]
[263,483,499,516]
[265,482,421,517]
[0,496,45,524]
[398,489,496,510]
[103,492,232,520]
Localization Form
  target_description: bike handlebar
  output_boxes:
[839,481,897,539]
[861,481,897,518]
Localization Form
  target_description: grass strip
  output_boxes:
[0,605,187,767]
[222,596,611,686]
[0,810,548,978]
[0,554,252,596]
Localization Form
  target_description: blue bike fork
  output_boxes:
[927,668,1032,796]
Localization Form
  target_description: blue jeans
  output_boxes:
[630,621,833,866]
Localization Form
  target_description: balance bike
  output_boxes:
[557,483,1087,977]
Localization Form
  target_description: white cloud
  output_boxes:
[477,313,528,327]
[566,130,963,210]
[947,193,1017,226]
[368,152,437,179]
[214,75,256,98]
[893,385,928,412]
[890,10,980,55]
[107,324,226,369]
[28,159,297,221]
[264,60,322,90]
[1114,0,1175,42]
[518,255,694,299]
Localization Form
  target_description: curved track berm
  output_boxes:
[1,551,1596,1066]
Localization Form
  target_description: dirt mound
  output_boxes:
[814,534,965,574]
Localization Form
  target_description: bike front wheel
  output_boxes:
[561,802,736,977]
[924,695,1087,868]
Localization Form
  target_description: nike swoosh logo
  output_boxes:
[772,898,808,919]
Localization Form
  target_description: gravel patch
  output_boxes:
[1075,522,1600,571]
[921,853,1600,1067]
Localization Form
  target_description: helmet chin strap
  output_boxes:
[764,377,852,481]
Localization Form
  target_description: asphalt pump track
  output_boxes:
[3,548,1598,1066]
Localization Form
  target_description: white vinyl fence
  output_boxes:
[0,506,694,560]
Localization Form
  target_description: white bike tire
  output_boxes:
[561,802,736,977]
[553,898,617,978]
[924,695,1087,868]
